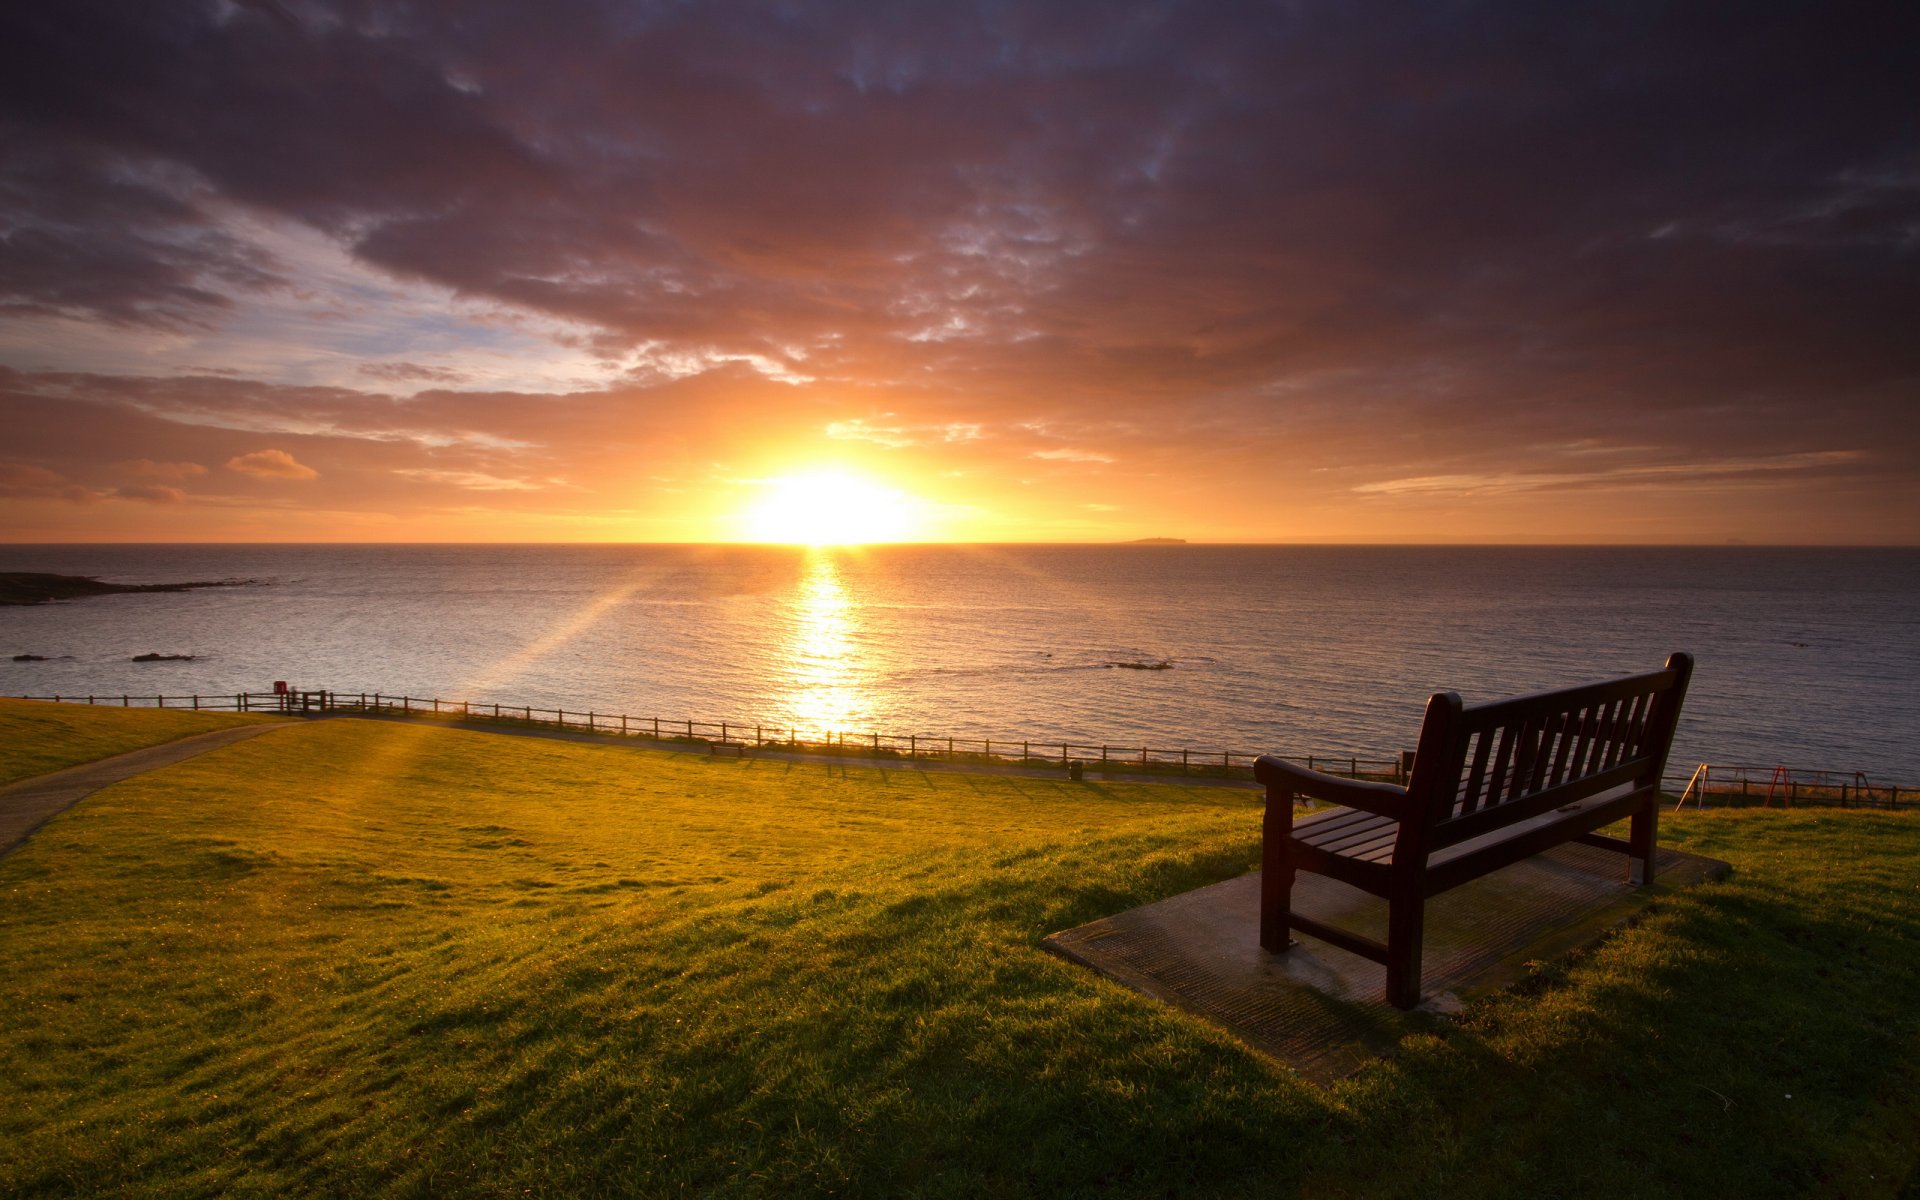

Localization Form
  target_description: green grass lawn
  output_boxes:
[1,714,1916,1198]
[0,697,281,786]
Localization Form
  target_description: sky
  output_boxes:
[1,0,1916,544]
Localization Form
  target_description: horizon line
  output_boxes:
[3,540,1917,550]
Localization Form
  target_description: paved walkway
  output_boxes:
[0,723,294,857]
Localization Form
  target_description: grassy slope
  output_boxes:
[0,697,279,785]
[0,716,1916,1198]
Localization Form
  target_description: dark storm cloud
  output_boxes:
[1,0,1916,535]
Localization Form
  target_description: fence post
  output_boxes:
[193,695,199,710]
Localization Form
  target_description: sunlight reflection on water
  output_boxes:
[773,551,867,739]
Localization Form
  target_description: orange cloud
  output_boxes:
[119,459,208,482]
[115,484,187,504]
[226,449,318,480]
[0,462,104,504]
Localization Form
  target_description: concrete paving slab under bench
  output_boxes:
[1043,842,1730,1083]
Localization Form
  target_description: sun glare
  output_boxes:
[741,469,925,544]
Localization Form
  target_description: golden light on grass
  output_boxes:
[740,468,927,544]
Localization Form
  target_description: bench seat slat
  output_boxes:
[1300,813,1398,855]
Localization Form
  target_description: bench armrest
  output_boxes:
[1254,754,1414,821]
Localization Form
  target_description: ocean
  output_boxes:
[3,544,1916,781]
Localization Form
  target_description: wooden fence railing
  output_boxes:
[11,691,1909,802]
[1673,762,1908,809]
[10,689,1407,783]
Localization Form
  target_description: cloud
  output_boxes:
[357,361,473,385]
[226,448,318,479]
[114,483,186,503]
[393,468,542,491]
[1353,452,1870,498]
[0,462,102,503]
[117,458,207,482]
[0,3,1916,541]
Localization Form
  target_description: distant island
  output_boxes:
[1126,537,1188,545]
[0,572,260,606]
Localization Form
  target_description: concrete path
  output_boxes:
[0,723,294,857]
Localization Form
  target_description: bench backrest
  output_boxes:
[1405,652,1694,850]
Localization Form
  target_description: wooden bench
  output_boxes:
[1255,652,1694,1009]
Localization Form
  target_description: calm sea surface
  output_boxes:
[3,545,1916,780]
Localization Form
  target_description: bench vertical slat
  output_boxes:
[1613,696,1639,765]
[1580,698,1619,777]
[1535,709,1571,791]
[1549,706,1586,788]
[1485,722,1522,811]
[1459,729,1494,816]
[1566,702,1599,781]
[1547,709,1577,788]
[1507,715,1546,806]
[1603,694,1641,769]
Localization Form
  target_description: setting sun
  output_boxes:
[740,469,927,544]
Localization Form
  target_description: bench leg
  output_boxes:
[1260,794,1296,953]
[1385,893,1425,1010]
[1260,865,1296,953]
[1628,802,1658,886]
[1260,855,1295,954]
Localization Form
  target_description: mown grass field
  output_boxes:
[0,697,280,785]
[1,709,1917,1197]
